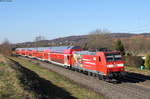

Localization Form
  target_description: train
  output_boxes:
[15,46,125,81]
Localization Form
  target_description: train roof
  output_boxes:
[16,46,80,52]
[74,51,96,55]
[16,48,27,50]
[74,51,121,55]
[37,47,51,51]
[28,48,36,50]
[50,46,80,53]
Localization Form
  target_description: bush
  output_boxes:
[144,54,150,69]
[125,56,144,68]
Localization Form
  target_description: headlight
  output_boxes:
[117,64,124,67]
[107,64,114,68]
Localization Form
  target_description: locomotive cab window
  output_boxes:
[114,54,122,61]
[106,55,114,62]
[105,53,122,62]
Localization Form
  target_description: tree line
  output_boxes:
[77,29,150,69]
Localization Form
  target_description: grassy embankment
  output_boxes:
[125,66,150,75]
[0,55,36,99]
[9,56,106,99]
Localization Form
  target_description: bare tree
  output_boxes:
[122,35,150,55]
[90,29,110,35]
[34,35,46,47]
[85,29,113,51]
[0,38,12,56]
[35,35,45,42]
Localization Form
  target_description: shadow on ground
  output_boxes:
[119,72,150,84]
[9,59,77,99]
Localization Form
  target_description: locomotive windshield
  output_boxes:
[105,53,122,62]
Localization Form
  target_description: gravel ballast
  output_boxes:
[21,57,150,99]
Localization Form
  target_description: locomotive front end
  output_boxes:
[105,52,125,79]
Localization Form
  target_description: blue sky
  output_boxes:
[0,0,150,43]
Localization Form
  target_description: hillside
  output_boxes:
[12,33,150,48]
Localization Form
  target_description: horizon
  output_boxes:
[1,0,150,43]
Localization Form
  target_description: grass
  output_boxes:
[9,56,106,99]
[125,66,150,75]
[0,56,35,99]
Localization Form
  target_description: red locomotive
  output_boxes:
[15,46,125,80]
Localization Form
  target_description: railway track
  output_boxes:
[13,57,150,99]
[104,81,150,99]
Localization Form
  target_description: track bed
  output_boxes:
[14,57,150,99]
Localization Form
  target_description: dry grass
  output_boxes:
[125,66,150,75]
[0,54,7,63]
[0,55,36,99]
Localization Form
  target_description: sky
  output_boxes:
[0,0,150,43]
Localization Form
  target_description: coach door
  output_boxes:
[64,55,68,65]
[48,53,51,61]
